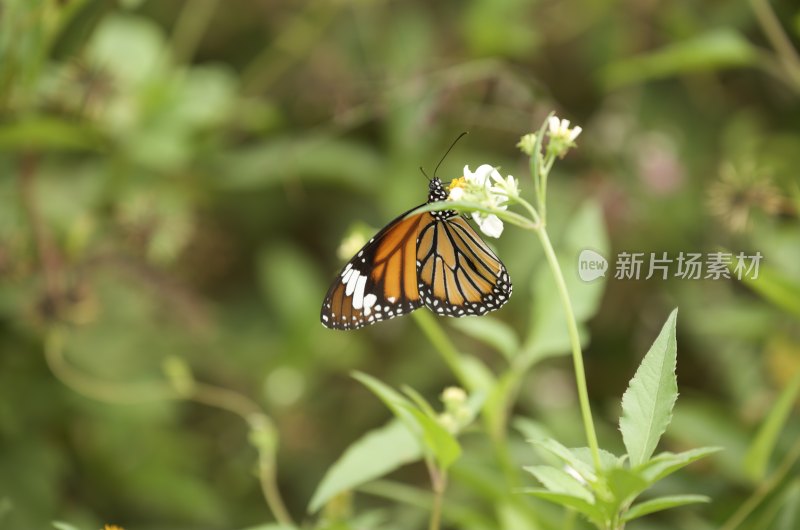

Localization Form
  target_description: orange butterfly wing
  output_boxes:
[416,216,511,317]
[321,209,432,330]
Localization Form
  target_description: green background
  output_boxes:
[1,0,799,529]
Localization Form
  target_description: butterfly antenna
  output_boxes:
[419,166,430,181]
[433,131,468,180]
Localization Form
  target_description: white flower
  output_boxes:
[448,185,465,202]
[447,164,520,238]
[473,213,504,238]
[548,116,582,142]
[490,174,520,199]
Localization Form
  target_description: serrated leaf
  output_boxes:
[640,447,722,484]
[530,438,597,483]
[449,316,519,360]
[744,369,800,480]
[606,467,648,506]
[521,489,603,524]
[622,494,710,522]
[523,465,594,502]
[308,420,422,513]
[620,309,679,466]
[570,447,621,472]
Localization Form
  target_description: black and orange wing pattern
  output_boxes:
[321,177,512,330]
[416,215,511,317]
[321,208,429,329]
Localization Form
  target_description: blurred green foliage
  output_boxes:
[1,0,800,529]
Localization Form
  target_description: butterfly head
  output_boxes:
[428,177,448,203]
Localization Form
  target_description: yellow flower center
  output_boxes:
[448,177,466,190]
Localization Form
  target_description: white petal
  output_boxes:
[481,214,504,238]
[569,126,583,141]
[548,116,561,134]
[472,164,494,186]
[489,167,505,185]
[448,187,465,201]
[561,119,571,131]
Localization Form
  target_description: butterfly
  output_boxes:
[320,176,512,330]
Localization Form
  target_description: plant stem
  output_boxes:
[749,0,800,89]
[44,327,296,527]
[534,226,602,470]
[426,460,447,530]
[170,0,220,64]
[413,311,470,389]
[720,435,800,530]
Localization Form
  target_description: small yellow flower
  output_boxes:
[448,177,467,192]
[103,525,125,530]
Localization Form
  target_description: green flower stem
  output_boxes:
[534,226,602,471]
[44,327,296,527]
[412,311,470,390]
[170,0,221,64]
[529,113,554,223]
[749,0,800,90]
[414,201,538,230]
[426,460,447,530]
[720,434,800,530]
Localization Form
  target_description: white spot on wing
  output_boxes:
[345,271,360,296]
[352,275,367,309]
[341,268,354,284]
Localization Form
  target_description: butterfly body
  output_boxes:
[321,177,511,330]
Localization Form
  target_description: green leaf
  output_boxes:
[620,309,679,467]
[738,262,800,319]
[449,316,519,360]
[523,465,593,502]
[639,447,722,484]
[570,447,621,473]
[0,118,105,151]
[622,494,710,522]
[352,372,419,434]
[212,137,381,191]
[401,385,438,418]
[308,420,422,513]
[744,369,800,480]
[521,489,603,525]
[400,404,462,470]
[606,467,648,506]
[603,30,758,88]
[776,480,800,530]
[530,438,597,483]
[86,14,167,87]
